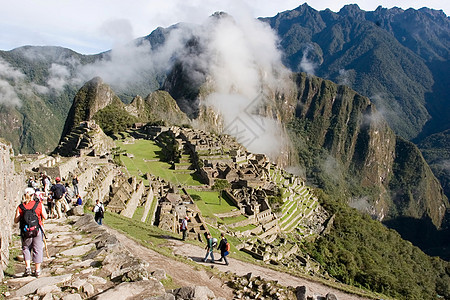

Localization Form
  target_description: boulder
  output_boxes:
[326,293,338,300]
[295,285,310,300]
[92,278,165,299]
[169,286,216,300]
[151,269,167,281]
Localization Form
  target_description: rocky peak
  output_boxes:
[60,77,121,141]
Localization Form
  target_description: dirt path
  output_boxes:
[106,226,371,300]
[105,226,234,299]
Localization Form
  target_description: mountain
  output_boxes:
[0,3,449,259]
[260,4,450,141]
[54,76,189,157]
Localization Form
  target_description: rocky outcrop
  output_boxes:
[61,77,121,141]
[0,140,24,281]
[291,73,449,228]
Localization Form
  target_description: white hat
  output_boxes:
[24,187,35,195]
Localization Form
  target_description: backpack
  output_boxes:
[52,184,65,199]
[19,202,40,238]
[211,238,218,248]
[225,242,231,252]
[95,204,104,218]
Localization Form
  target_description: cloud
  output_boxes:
[0,80,22,106]
[47,63,71,91]
[0,58,25,106]
[299,44,318,75]
[99,19,134,46]
[193,13,290,159]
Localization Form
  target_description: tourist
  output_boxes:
[93,199,105,225]
[72,175,79,197]
[75,194,83,206]
[217,232,230,265]
[180,216,188,241]
[41,173,51,196]
[14,187,47,277]
[202,233,216,263]
[50,177,68,219]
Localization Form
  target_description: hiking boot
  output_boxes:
[33,269,41,278]
[23,267,31,277]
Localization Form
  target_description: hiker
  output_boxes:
[180,216,188,241]
[50,177,68,219]
[75,194,83,206]
[72,175,79,197]
[93,199,105,225]
[41,173,51,196]
[217,232,230,265]
[203,233,216,263]
[14,187,47,277]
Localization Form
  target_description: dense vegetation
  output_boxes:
[287,118,450,299]
[305,195,450,299]
[93,103,138,135]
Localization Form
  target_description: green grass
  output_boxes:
[132,206,145,222]
[188,190,238,219]
[234,224,258,232]
[221,214,248,225]
[116,139,202,186]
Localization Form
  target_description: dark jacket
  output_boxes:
[218,238,228,253]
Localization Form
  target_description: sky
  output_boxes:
[0,0,448,54]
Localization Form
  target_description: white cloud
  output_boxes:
[0,80,22,107]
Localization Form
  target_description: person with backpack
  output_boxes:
[75,194,83,206]
[217,232,230,265]
[14,187,47,277]
[50,177,68,219]
[202,233,216,263]
[180,216,189,241]
[93,199,104,225]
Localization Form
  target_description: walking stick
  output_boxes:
[40,223,50,259]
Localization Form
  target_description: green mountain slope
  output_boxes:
[260,4,449,141]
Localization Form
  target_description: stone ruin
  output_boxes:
[53,120,115,157]
[143,125,332,260]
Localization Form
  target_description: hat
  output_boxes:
[24,187,35,195]
[55,177,61,182]
[185,216,189,220]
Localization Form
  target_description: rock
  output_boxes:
[295,285,309,300]
[62,294,83,300]
[147,294,176,300]
[92,278,164,299]
[42,293,53,300]
[151,269,167,281]
[245,272,253,280]
[82,282,95,297]
[95,233,119,249]
[71,279,87,290]
[88,275,108,285]
[36,284,60,296]
[169,286,215,300]
[71,205,85,216]
[12,274,72,297]
[60,243,95,256]
[326,293,338,300]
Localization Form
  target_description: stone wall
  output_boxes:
[0,141,24,280]
[121,180,145,218]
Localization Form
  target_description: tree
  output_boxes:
[212,179,231,205]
